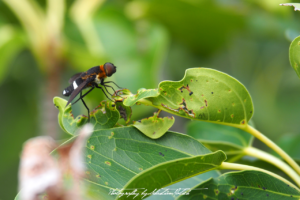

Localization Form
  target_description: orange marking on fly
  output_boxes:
[98,65,107,79]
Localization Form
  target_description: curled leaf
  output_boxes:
[53,97,120,135]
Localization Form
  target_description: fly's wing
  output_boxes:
[68,72,83,84]
[66,76,95,107]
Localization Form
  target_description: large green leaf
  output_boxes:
[176,170,300,200]
[119,151,226,200]
[118,68,253,128]
[53,97,120,135]
[289,35,300,78]
[187,121,253,159]
[84,126,226,199]
[146,170,221,200]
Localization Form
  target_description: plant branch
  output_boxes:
[70,0,105,55]
[220,162,299,190]
[242,125,300,176]
[244,146,300,187]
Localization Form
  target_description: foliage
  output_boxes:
[1,0,300,200]
[48,67,300,199]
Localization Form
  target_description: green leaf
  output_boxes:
[280,3,300,11]
[187,121,253,157]
[133,111,175,139]
[289,36,300,78]
[119,151,226,200]
[84,126,224,199]
[115,101,132,124]
[118,68,253,127]
[53,97,120,135]
[176,170,300,200]
[147,170,221,200]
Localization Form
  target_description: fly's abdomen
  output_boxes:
[62,84,73,96]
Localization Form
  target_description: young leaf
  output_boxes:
[187,121,253,157]
[53,97,120,135]
[289,36,300,78]
[133,111,175,139]
[118,151,226,200]
[84,126,224,199]
[121,88,160,106]
[176,170,300,200]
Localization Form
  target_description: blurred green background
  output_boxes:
[1,0,300,199]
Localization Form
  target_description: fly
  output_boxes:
[62,62,121,121]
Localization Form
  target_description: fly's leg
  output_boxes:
[80,91,90,122]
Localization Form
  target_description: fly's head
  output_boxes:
[104,62,117,77]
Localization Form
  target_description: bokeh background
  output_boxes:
[1,0,300,199]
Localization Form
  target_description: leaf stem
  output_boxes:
[242,125,300,176]
[244,146,300,187]
[220,162,299,190]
